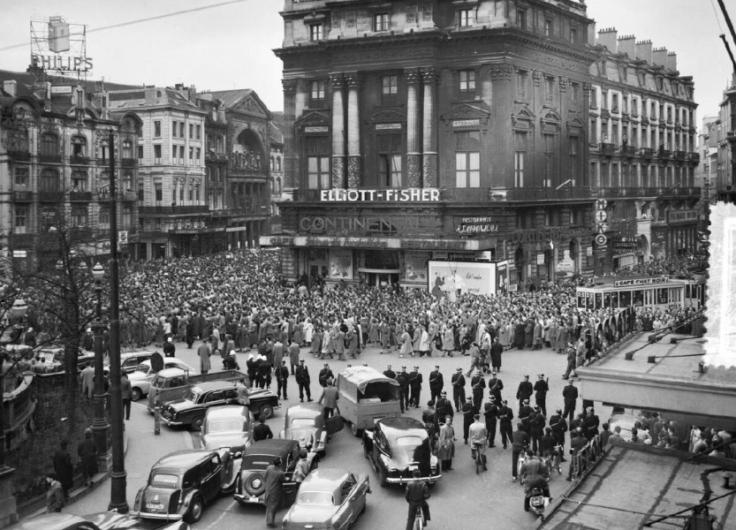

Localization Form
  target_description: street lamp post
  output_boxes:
[91,263,110,469]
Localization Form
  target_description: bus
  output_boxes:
[576,275,705,312]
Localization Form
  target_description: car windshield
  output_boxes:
[297,491,334,506]
[134,364,150,373]
[241,454,275,470]
[151,473,179,488]
[151,375,164,389]
[291,418,315,427]
[208,420,243,433]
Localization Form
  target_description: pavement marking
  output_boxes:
[205,499,237,529]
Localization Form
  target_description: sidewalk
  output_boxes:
[21,400,193,520]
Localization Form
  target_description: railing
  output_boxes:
[38,154,61,163]
[7,150,31,162]
[3,373,37,452]
[675,150,686,160]
[622,146,637,157]
[38,191,64,202]
[595,187,701,198]
[229,167,268,179]
[641,148,654,158]
[658,149,672,159]
[70,191,93,202]
[121,158,137,168]
[138,205,210,215]
[228,205,270,216]
[568,434,605,482]
[69,155,90,165]
[601,143,616,156]
[689,153,700,163]
[13,191,33,202]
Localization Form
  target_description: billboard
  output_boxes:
[428,261,497,301]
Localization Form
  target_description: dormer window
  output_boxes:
[459,9,474,27]
[374,13,389,32]
[309,24,323,41]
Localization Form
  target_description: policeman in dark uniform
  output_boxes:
[498,399,514,449]
[275,360,289,400]
[409,366,423,408]
[511,422,529,481]
[488,371,503,403]
[318,363,334,388]
[396,367,410,413]
[470,371,486,412]
[462,401,475,444]
[533,374,549,416]
[384,364,397,379]
[451,368,466,412]
[253,415,273,442]
[518,398,533,436]
[484,397,499,447]
[562,379,579,423]
[516,375,533,415]
[582,406,600,441]
[549,408,568,461]
[295,359,312,402]
[435,390,453,421]
[428,365,444,404]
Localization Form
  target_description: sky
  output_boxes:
[0,0,733,125]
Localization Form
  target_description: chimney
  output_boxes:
[597,27,618,52]
[635,40,653,63]
[145,86,157,105]
[652,47,668,67]
[666,51,677,72]
[3,80,17,97]
[617,35,636,58]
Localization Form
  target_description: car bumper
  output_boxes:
[234,492,264,505]
[135,511,184,521]
[386,474,441,485]
[160,416,185,426]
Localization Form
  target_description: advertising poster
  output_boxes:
[496,260,510,293]
[329,249,353,280]
[428,261,497,301]
[404,252,429,282]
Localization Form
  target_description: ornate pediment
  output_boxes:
[441,103,491,123]
[234,95,268,118]
[369,109,406,122]
[540,108,561,133]
[511,104,535,131]
[296,110,330,134]
[566,112,585,135]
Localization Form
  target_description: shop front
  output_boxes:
[667,209,698,257]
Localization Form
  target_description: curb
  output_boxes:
[18,433,129,521]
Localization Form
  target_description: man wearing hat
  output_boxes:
[530,406,546,454]
[534,374,549,416]
[384,364,396,380]
[318,363,334,388]
[582,406,600,441]
[511,422,529,481]
[490,337,504,373]
[409,366,423,408]
[435,390,453,421]
[519,399,533,437]
[396,367,410,413]
[484,398,499,448]
[451,368,466,413]
[470,370,485,411]
[462,400,475,444]
[562,378,579,423]
[163,336,176,357]
[516,375,533,415]
[498,399,514,449]
[549,408,568,461]
[488,371,503,403]
[275,360,290,400]
[318,378,339,420]
[295,359,312,402]
[428,364,444,405]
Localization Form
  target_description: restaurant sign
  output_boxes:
[455,216,500,235]
[613,276,669,287]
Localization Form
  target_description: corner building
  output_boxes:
[270,0,602,287]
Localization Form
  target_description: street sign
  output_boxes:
[596,199,608,210]
[595,234,608,246]
[12,250,27,258]
[597,223,609,233]
[594,210,607,223]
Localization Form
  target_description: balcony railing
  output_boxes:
[622,145,637,157]
[8,150,31,162]
[70,191,93,202]
[689,152,701,163]
[70,155,90,165]
[641,148,654,159]
[121,158,137,168]
[601,143,616,156]
[38,191,64,202]
[122,191,137,202]
[596,187,701,198]
[658,149,672,159]
[13,191,33,202]
[228,204,270,216]
[39,153,62,163]
[675,150,686,160]
[138,205,210,215]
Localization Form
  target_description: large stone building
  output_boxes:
[268,0,702,287]
[0,74,141,271]
[271,0,600,287]
[589,29,701,269]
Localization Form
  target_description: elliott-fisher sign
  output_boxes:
[320,189,440,202]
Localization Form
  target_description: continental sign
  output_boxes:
[299,215,439,235]
[613,276,670,287]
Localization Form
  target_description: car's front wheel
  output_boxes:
[185,495,204,523]
[259,404,274,419]
[190,416,204,432]
[131,387,142,402]
[379,466,388,488]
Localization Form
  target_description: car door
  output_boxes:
[223,388,239,405]
[201,454,223,502]
[281,446,300,507]
[204,390,226,409]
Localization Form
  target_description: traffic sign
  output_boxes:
[597,223,609,233]
[595,234,608,246]
[594,210,607,223]
[596,199,608,210]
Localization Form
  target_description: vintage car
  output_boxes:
[279,402,344,457]
[7,512,189,530]
[133,449,237,523]
[35,346,96,373]
[281,468,371,530]
[129,358,194,402]
[161,381,279,431]
[363,416,441,487]
[202,405,254,453]
[111,349,154,375]
[233,439,316,507]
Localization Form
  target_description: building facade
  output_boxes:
[0,77,140,271]
[271,0,601,288]
[588,29,701,270]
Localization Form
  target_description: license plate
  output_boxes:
[249,496,260,503]
[146,503,164,510]
[409,465,418,471]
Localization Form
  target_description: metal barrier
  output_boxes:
[3,373,37,451]
[569,434,604,482]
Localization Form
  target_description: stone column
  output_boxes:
[405,67,422,188]
[282,79,298,193]
[345,72,362,189]
[421,67,439,188]
[329,73,346,189]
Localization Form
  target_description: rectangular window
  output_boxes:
[590,88,598,109]
[137,145,144,159]
[459,70,476,92]
[601,162,609,188]
[310,24,323,41]
[154,121,161,137]
[196,125,201,140]
[196,148,201,164]
[545,77,554,103]
[189,147,194,161]
[179,122,185,138]
[379,155,403,187]
[590,120,598,144]
[543,135,554,187]
[189,124,194,139]
[14,206,27,234]
[71,206,88,227]
[516,70,527,98]
[455,131,480,188]
[311,80,326,101]
[374,13,389,32]
[591,162,598,188]
[570,28,578,43]
[382,75,398,96]
[612,93,619,112]
[155,183,163,202]
[99,206,110,225]
[72,172,87,191]
[307,157,330,189]
[569,136,579,185]
[517,9,527,29]
[459,9,474,27]
[612,163,619,187]
[571,82,580,102]
[514,152,524,187]
[545,19,553,36]
[172,121,177,138]
[14,167,29,188]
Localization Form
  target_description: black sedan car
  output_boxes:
[161,381,280,431]
[233,439,317,507]
[133,449,237,523]
[363,416,441,487]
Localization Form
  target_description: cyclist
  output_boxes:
[405,469,430,530]
[468,413,488,472]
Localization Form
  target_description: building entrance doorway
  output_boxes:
[364,271,399,287]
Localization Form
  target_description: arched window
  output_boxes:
[72,135,87,158]
[122,140,133,159]
[72,171,88,192]
[8,128,29,153]
[270,156,275,171]
[40,168,59,192]
[123,172,133,191]
[40,132,59,157]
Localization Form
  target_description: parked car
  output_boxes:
[129,358,194,402]
[363,416,441,487]
[202,405,254,453]
[279,402,344,457]
[7,512,188,530]
[281,468,370,530]
[161,381,280,431]
[110,349,154,374]
[337,366,401,437]
[133,449,238,523]
[233,439,316,507]
[146,368,247,412]
[35,346,96,373]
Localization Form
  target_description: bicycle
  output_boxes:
[413,504,426,530]
[471,443,486,474]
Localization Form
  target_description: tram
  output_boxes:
[576,275,705,312]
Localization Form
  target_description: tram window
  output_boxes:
[620,291,631,307]
[577,293,585,308]
[595,293,602,309]
[633,290,643,306]
[657,288,668,304]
